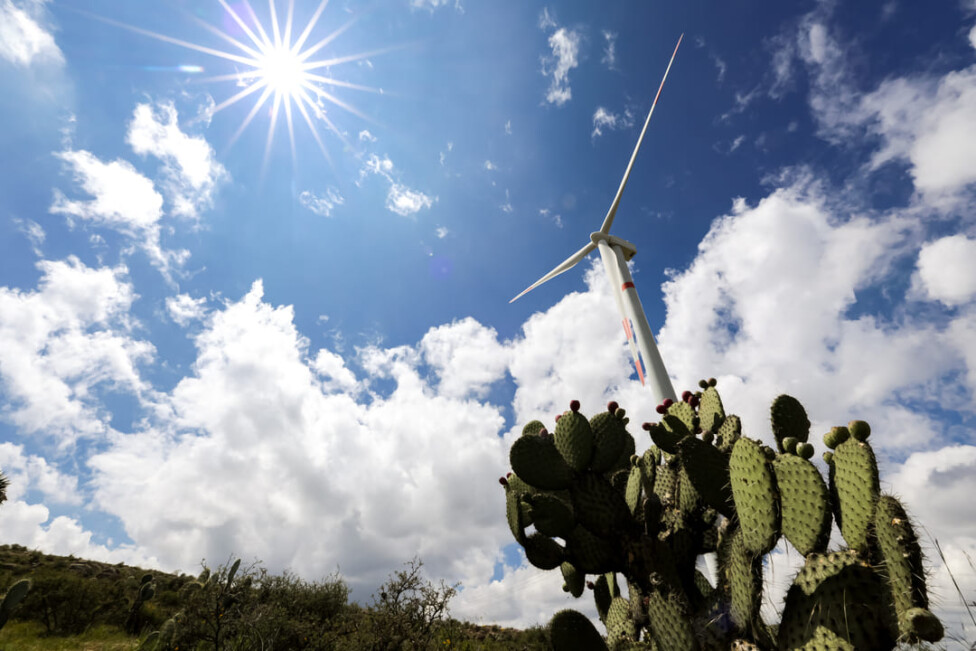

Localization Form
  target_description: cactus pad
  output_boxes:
[521,419,547,436]
[645,587,696,651]
[560,562,585,598]
[729,437,780,555]
[779,551,896,650]
[523,532,564,570]
[606,596,637,644]
[831,438,880,552]
[567,525,619,574]
[874,495,939,641]
[525,492,576,538]
[697,386,725,433]
[590,410,631,473]
[770,394,810,451]
[772,453,831,555]
[572,472,631,538]
[676,436,734,518]
[715,414,742,453]
[726,529,763,632]
[555,410,595,471]
[550,609,609,651]
[509,434,574,490]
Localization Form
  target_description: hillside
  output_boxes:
[0,544,548,650]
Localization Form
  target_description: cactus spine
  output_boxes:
[502,386,943,650]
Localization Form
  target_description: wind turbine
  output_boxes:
[511,35,683,406]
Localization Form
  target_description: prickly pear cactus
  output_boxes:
[502,383,944,650]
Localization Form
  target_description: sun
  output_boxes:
[257,44,306,97]
[93,0,388,170]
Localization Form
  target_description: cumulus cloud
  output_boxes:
[539,12,580,106]
[51,151,163,230]
[126,102,228,219]
[49,149,187,277]
[859,66,976,202]
[299,188,344,217]
[87,280,509,597]
[358,129,377,142]
[911,235,976,306]
[0,257,153,444]
[0,442,80,505]
[420,318,510,399]
[0,0,63,68]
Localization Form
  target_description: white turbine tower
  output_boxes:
[511,35,683,406]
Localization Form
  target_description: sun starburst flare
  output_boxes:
[87,0,393,170]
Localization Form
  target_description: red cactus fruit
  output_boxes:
[642,422,653,431]
[555,414,562,423]
[499,477,508,486]
[707,377,717,387]
[690,395,700,408]
[655,404,667,414]
[662,398,674,409]
[607,400,619,413]
[586,581,595,590]
[681,390,693,402]
[569,399,581,412]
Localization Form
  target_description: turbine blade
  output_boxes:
[509,242,597,303]
[599,33,683,235]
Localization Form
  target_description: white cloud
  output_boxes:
[361,154,435,217]
[483,160,497,171]
[299,188,345,217]
[713,55,727,83]
[504,120,512,135]
[591,106,634,139]
[166,293,208,326]
[0,257,153,444]
[358,129,377,142]
[364,154,394,176]
[387,183,435,216]
[126,102,228,219]
[51,150,163,230]
[601,30,617,69]
[729,134,746,152]
[0,0,63,68]
[970,23,976,50]
[538,7,556,30]
[410,0,462,12]
[911,235,976,306]
[435,226,448,239]
[14,218,45,256]
[0,442,80,505]
[657,180,960,451]
[540,22,580,106]
[859,66,976,201]
[87,280,509,597]
[50,148,187,277]
[420,318,510,399]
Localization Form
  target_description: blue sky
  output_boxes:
[2,0,976,642]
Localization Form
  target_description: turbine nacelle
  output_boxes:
[590,232,637,261]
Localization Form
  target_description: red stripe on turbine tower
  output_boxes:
[622,282,635,290]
